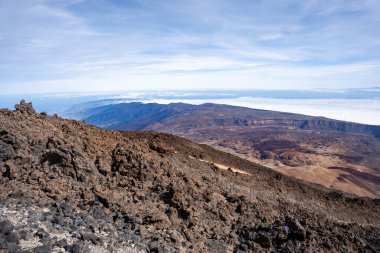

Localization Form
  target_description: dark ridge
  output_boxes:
[79,102,380,137]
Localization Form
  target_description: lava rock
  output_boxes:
[148,241,164,253]
[14,100,36,115]
[237,243,248,252]
[0,220,14,235]
[56,239,69,248]
[35,228,49,238]
[205,239,228,252]
[0,144,14,161]
[92,207,107,220]
[40,236,58,247]
[6,242,19,253]
[255,232,272,248]
[4,232,19,244]
[18,230,29,240]
[286,217,306,241]
[60,202,73,215]
[81,231,98,244]
[52,215,64,225]
[34,245,52,253]
[0,237,8,252]
[275,225,289,242]
[70,242,83,253]
[167,230,178,242]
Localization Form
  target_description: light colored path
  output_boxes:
[189,156,251,175]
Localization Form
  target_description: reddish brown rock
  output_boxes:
[0,101,379,252]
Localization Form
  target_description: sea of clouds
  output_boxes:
[140,97,380,125]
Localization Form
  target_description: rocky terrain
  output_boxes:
[69,102,380,198]
[1,100,380,252]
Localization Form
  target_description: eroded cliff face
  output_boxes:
[219,117,380,136]
[1,101,380,252]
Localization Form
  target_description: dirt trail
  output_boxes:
[189,156,251,175]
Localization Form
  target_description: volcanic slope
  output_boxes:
[74,102,380,198]
[1,101,380,253]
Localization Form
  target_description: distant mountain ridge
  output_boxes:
[82,102,380,137]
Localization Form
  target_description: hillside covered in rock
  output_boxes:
[0,101,380,253]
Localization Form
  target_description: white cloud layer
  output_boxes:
[138,97,380,125]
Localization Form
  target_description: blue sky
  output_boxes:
[0,0,380,94]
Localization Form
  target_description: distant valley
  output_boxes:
[64,102,380,198]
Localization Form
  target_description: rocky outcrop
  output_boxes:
[14,99,37,115]
[0,101,380,252]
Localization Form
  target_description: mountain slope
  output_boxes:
[72,102,380,198]
[0,100,379,252]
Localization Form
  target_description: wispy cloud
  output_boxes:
[0,0,379,93]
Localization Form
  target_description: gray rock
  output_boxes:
[148,241,162,252]
[286,217,306,241]
[52,215,64,225]
[255,231,272,248]
[0,143,14,161]
[56,239,68,248]
[6,242,19,253]
[60,202,73,215]
[4,232,19,244]
[237,243,248,251]
[0,220,14,235]
[34,245,52,253]
[35,228,48,238]
[167,230,178,242]
[40,236,58,247]
[205,239,228,253]
[80,231,98,244]
[70,242,83,253]
[0,237,8,251]
[117,234,131,243]
[92,207,106,220]
[19,230,29,240]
